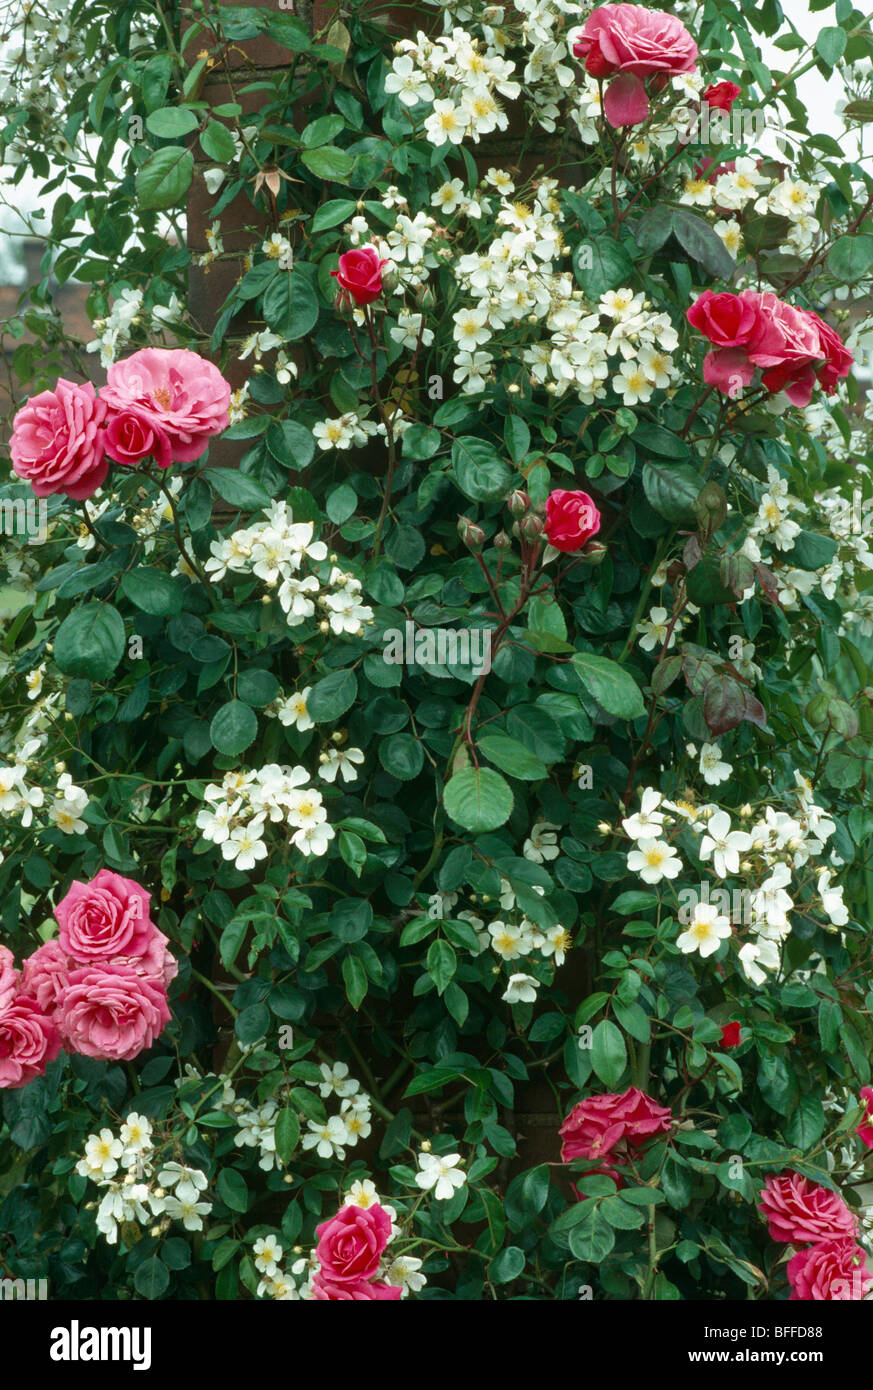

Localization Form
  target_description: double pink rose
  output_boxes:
[56,868,156,963]
[758,1171,857,1245]
[10,347,231,500]
[560,1086,673,1168]
[545,490,602,553]
[687,290,853,406]
[0,996,62,1088]
[572,4,698,127]
[787,1239,872,1301]
[101,348,231,466]
[315,1202,393,1287]
[10,380,108,501]
[58,963,171,1062]
[0,945,19,1010]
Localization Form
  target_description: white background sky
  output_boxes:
[0,0,854,282]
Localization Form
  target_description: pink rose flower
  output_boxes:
[758,1171,857,1245]
[856,1087,873,1150]
[0,996,63,1089]
[572,4,698,127]
[804,309,854,394]
[311,1274,402,1300]
[544,489,602,553]
[560,1086,672,1163]
[58,963,170,1061]
[105,409,172,469]
[787,1238,872,1301]
[0,945,20,1010]
[10,379,108,500]
[99,348,230,464]
[331,246,386,306]
[315,1202,392,1284]
[19,940,73,1015]
[55,869,156,964]
[109,925,178,990]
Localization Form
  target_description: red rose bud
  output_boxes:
[507,488,531,517]
[331,245,387,306]
[720,1021,742,1048]
[544,489,602,552]
[457,515,485,551]
[703,80,741,112]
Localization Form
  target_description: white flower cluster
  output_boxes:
[195,764,335,861]
[386,26,520,147]
[300,1061,373,1161]
[0,737,89,845]
[86,287,184,368]
[204,499,374,638]
[76,1115,211,1245]
[622,775,848,983]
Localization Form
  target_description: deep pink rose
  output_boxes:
[759,1172,857,1245]
[109,925,178,989]
[572,5,698,127]
[686,290,760,348]
[311,1274,401,1300]
[0,996,62,1089]
[703,80,741,112]
[857,1087,873,1150]
[560,1086,672,1163]
[19,941,73,1015]
[331,246,386,306]
[104,409,172,469]
[55,869,156,964]
[315,1202,392,1284]
[100,348,230,464]
[58,963,170,1061]
[545,489,602,553]
[10,379,108,500]
[787,1239,872,1301]
[0,945,19,1010]
[804,310,854,394]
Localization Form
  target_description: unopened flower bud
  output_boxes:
[493,530,511,550]
[577,539,607,566]
[507,488,531,518]
[519,512,544,543]
[457,515,485,552]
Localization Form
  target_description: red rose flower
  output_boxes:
[702,80,741,112]
[315,1202,392,1284]
[720,1022,741,1048]
[105,409,172,469]
[331,246,386,306]
[544,489,602,553]
[787,1239,872,1301]
[560,1086,673,1163]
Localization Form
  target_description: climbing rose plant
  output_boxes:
[2,0,873,1302]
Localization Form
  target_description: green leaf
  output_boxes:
[826,235,873,281]
[307,668,358,721]
[311,198,358,233]
[200,119,238,163]
[263,271,319,340]
[591,1018,627,1087]
[236,668,281,706]
[451,436,513,502]
[571,653,645,719]
[146,106,200,138]
[136,146,194,209]
[275,1107,300,1164]
[477,733,548,781]
[642,461,702,523]
[204,468,273,510]
[301,146,354,180]
[217,1168,249,1214]
[567,1204,615,1262]
[574,238,634,298]
[133,1256,169,1299]
[54,602,125,681]
[219,917,247,970]
[427,938,457,995]
[444,766,514,832]
[379,732,424,780]
[342,953,368,1009]
[491,1245,525,1283]
[120,569,183,617]
[671,208,735,279]
[815,25,847,68]
[210,700,258,756]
